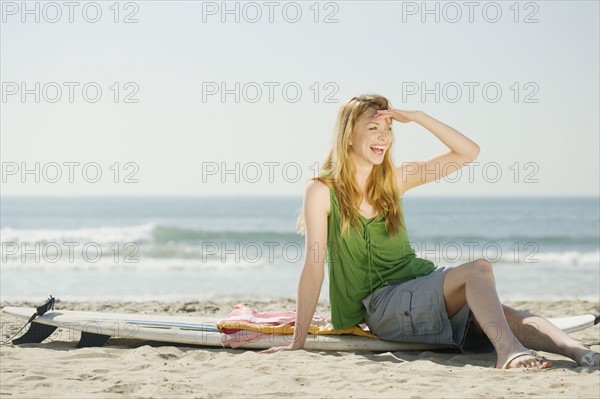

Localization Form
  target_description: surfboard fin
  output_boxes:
[12,321,57,345]
[76,331,111,348]
[6,296,57,346]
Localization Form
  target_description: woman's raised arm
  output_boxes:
[374,109,480,195]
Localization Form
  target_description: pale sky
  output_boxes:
[1,0,598,197]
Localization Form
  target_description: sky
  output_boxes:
[1,0,598,197]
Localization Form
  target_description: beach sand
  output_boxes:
[1,299,599,398]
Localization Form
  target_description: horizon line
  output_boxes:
[1,194,599,199]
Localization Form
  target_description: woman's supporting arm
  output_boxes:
[290,249,325,348]
[260,180,330,352]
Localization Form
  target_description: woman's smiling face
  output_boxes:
[349,108,393,166]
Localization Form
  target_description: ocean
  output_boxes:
[1,196,598,302]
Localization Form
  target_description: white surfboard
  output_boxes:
[2,306,598,351]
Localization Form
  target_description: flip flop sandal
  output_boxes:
[498,349,550,369]
[579,351,600,367]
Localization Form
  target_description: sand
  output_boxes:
[1,299,599,399]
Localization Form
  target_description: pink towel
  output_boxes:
[218,304,330,348]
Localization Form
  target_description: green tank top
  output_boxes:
[326,187,437,329]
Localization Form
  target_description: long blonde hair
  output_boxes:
[298,94,403,237]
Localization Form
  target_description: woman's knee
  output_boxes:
[447,259,493,288]
[471,258,493,274]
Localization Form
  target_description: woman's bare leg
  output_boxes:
[443,258,552,368]
[502,305,599,365]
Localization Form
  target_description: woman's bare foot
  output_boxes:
[578,350,600,367]
[564,344,600,367]
[496,348,553,369]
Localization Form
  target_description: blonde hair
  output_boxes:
[298,94,403,237]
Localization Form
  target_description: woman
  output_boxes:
[261,94,599,369]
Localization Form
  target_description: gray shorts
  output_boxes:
[362,266,475,349]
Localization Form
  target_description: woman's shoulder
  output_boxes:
[304,179,332,215]
[305,179,331,199]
